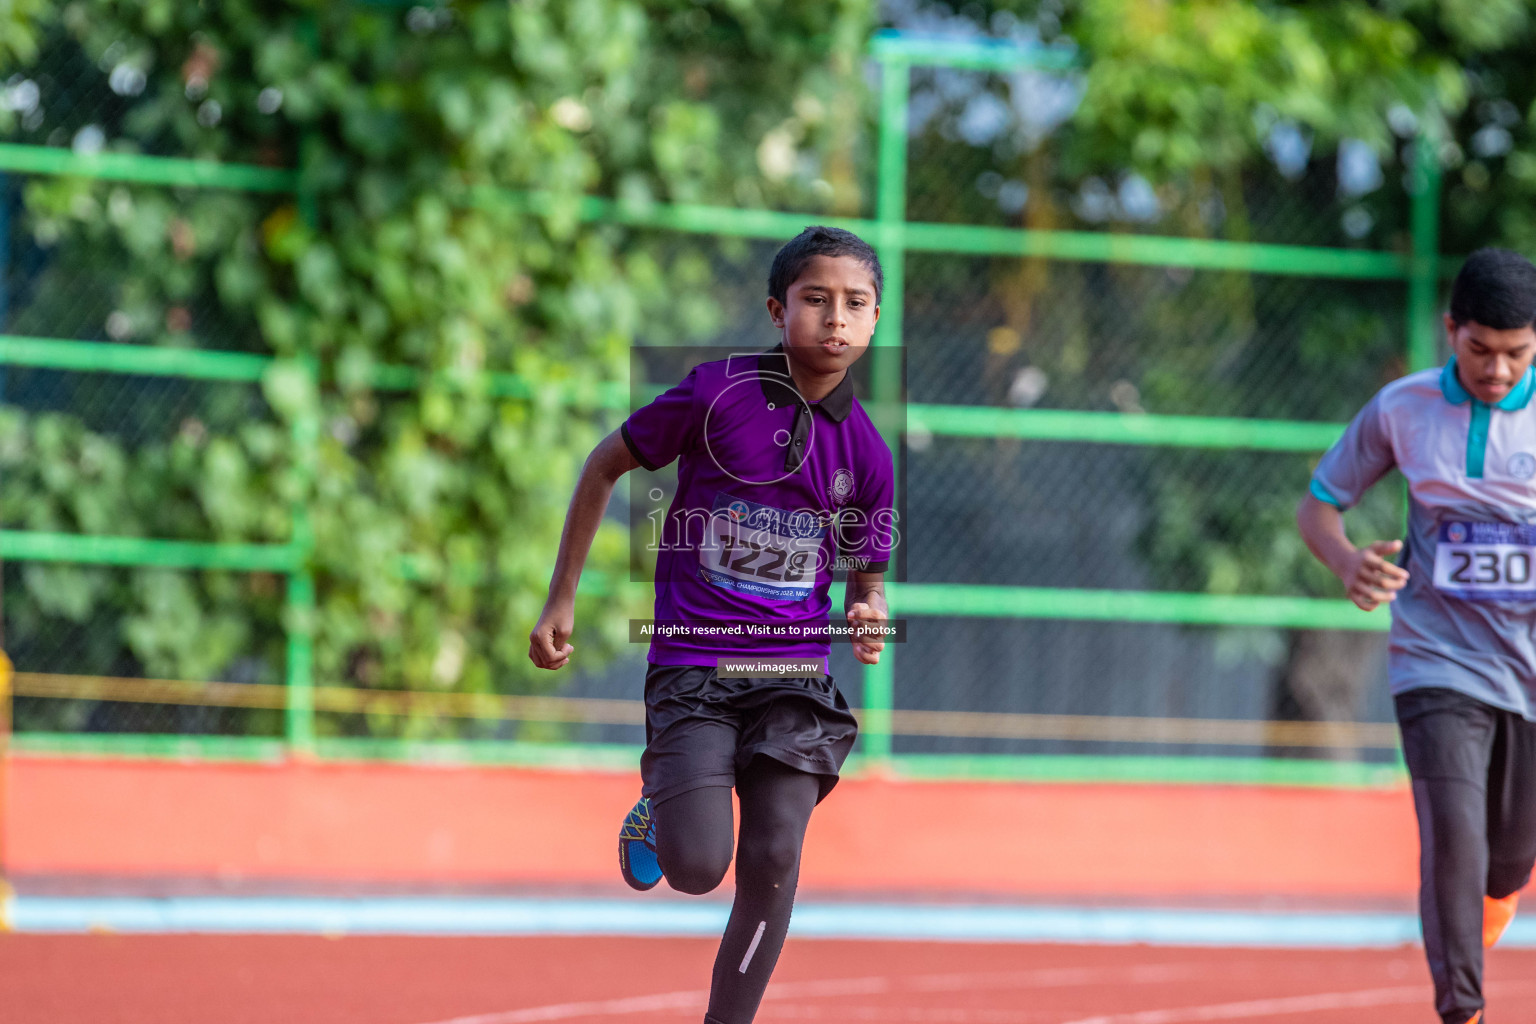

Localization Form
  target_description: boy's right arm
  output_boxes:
[1295,494,1408,612]
[1298,390,1406,612]
[528,428,641,670]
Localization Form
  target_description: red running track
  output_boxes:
[5,935,1536,1024]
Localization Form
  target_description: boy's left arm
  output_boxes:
[845,571,888,665]
[842,444,895,665]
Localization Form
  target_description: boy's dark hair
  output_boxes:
[768,226,883,305]
[1450,248,1536,329]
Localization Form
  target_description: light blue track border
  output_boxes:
[11,895,1536,949]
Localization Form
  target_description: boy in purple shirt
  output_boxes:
[529,226,895,1024]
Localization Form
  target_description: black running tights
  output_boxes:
[651,756,822,1024]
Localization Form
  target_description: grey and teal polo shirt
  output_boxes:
[1311,358,1536,718]
[622,345,896,666]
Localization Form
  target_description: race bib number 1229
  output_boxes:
[1433,520,1536,601]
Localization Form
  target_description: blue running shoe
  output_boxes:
[618,795,661,891]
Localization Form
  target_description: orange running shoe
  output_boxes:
[1485,892,1520,948]
[1462,1011,1483,1024]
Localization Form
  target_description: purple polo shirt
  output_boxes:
[621,346,896,666]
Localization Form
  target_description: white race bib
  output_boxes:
[698,493,827,602]
[1433,520,1536,601]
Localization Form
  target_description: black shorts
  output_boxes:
[639,663,859,806]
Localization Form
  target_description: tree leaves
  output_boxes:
[5,1,871,730]
[1069,0,1460,177]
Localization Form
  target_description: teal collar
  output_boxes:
[1440,357,1536,411]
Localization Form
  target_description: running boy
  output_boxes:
[528,226,895,1024]
[1298,247,1536,1024]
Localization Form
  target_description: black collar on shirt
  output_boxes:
[756,344,856,472]
[755,344,854,423]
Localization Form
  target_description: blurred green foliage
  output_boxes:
[895,0,1536,604]
[1071,1,1459,176]
[886,0,1536,726]
[10,0,1536,739]
[1,0,873,733]
[0,0,49,65]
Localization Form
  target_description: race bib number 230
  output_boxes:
[1433,520,1536,601]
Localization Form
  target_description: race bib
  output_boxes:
[1433,520,1536,601]
[698,492,827,602]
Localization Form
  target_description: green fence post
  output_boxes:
[860,52,911,767]
[0,649,12,931]
[285,29,323,759]
[283,359,319,756]
[284,569,316,754]
[875,52,909,349]
[1408,132,1443,372]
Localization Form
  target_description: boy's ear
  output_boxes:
[766,296,786,328]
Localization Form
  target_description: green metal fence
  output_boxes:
[0,31,1446,786]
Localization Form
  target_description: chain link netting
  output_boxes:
[4,36,177,158]
[3,25,296,163]
[904,66,1414,251]
[1,42,1427,761]
[891,86,1418,757]
[2,39,290,737]
[903,256,1412,419]
[890,617,1395,761]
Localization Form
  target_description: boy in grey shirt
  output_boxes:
[1299,248,1536,1024]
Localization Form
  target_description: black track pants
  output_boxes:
[1397,687,1536,1024]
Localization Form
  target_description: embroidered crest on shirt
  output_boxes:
[1508,452,1536,480]
[829,468,856,506]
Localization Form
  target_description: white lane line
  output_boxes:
[759,980,1536,1024]
[410,960,1213,1024]
[417,971,1536,1024]
[903,962,1205,993]
[757,988,1432,1024]
[412,979,898,1024]
[1054,984,1429,1024]
[1058,976,1536,1024]
[414,988,708,1024]
[760,1005,1053,1022]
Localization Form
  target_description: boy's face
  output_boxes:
[766,254,880,374]
[1445,314,1536,404]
